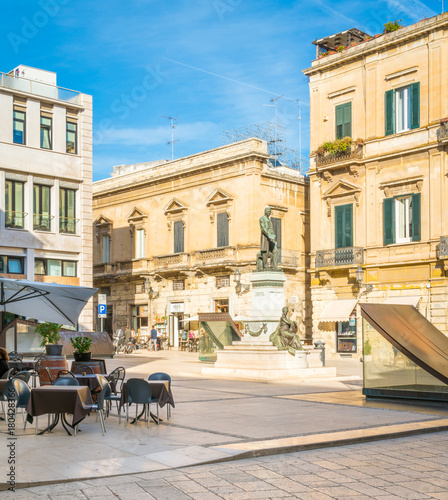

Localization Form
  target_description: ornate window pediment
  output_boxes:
[205,188,233,223]
[164,198,188,230]
[127,207,148,236]
[323,180,361,217]
[93,214,113,242]
[379,176,423,198]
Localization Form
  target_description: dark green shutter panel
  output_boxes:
[345,204,353,247]
[383,198,395,245]
[174,221,184,253]
[343,102,352,138]
[335,206,344,248]
[271,217,282,262]
[335,105,344,139]
[412,193,421,241]
[217,212,229,247]
[410,82,420,130]
[385,90,394,136]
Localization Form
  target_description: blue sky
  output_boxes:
[0,0,442,180]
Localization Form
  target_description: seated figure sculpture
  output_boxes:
[269,306,303,356]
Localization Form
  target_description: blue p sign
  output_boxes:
[98,304,107,316]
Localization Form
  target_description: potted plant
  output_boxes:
[35,322,63,356]
[363,339,372,362]
[70,335,93,361]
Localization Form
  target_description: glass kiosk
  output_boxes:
[197,313,242,362]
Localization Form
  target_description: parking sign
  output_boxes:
[98,294,107,318]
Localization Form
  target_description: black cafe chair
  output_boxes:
[148,372,172,419]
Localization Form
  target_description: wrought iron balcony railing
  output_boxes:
[315,247,364,268]
[438,123,448,141]
[437,236,448,259]
[316,143,363,167]
[5,211,27,229]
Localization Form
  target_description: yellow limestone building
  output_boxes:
[92,138,310,348]
[303,14,448,358]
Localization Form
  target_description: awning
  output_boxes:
[319,299,358,322]
[384,296,421,308]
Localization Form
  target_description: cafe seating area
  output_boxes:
[0,350,175,437]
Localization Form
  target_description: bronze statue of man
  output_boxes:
[269,306,303,355]
[258,207,279,270]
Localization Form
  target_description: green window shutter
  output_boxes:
[383,198,395,245]
[410,82,420,130]
[411,193,421,241]
[335,105,344,139]
[174,221,184,253]
[385,90,394,136]
[344,102,352,138]
[335,204,353,248]
[217,212,229,247]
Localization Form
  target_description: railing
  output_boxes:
[438,123,448,141]
[0,72,80,104]
[315,247,364,268]
[33,214,53,232]
[437,236,448,259]
[194,247,236,263]
[59,217,79,234]
[154,253,189,269]
[5,211,27,229]
[316,143,363,167]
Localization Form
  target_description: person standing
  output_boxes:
[0,348,10,378]
[124,325,132,342]
[149,325,158,351]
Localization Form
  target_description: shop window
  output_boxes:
[385,83,420,135]
[335,102,352,139]
[383,193,421,245]
[336,314,357,353]
[214,299,229,313]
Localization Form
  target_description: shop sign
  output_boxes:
[170,302,184,313]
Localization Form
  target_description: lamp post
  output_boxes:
[233,269,250,296]
[356,266,373,296]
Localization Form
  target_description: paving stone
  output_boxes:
[311,485,362,497]
[107,483,155,499]
[381,485,431,499]
[140,486,192,500]
[168,480,209,493]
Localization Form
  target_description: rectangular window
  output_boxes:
[34,259,46,275]
[136,229,145,259]
[174,221,184,253]
[5,180,25,229]
[335,204,353,249]
[217,212,229,247]
[335,102,352,139]
[34,259,77,277]
[385,83,420,136]
[59,188,76,233]
[216,275,231,288]
[102,235,110,263]
[47,259,62,276]
[271,217,282,263]
[33,184,51,231]
[383,193,421,245]
[173,279,185,291]
[0,256,24,274]
[13,110,26,144]
[62,261,77,277]
[66,121,77,154]
[336,314,357,353]
[40,115,52,149]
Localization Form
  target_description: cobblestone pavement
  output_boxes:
[6,430,448,499]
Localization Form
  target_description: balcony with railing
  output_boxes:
[33,214,53,232]
[437,236,448,260]
[316,142,363,168]
[93,259,150,278]
[5,211,27,229]
[315,247,364,269]
[153,253,190,271]
[193,247,236,268]
[0,72,80,105]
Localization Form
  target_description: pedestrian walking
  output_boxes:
[149,325,158,351]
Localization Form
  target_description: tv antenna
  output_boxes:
[162,116,178,161]
[263,96,283,159]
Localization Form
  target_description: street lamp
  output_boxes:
[233,269,250,295]
[355,266,364,287]
[144,278,159,300]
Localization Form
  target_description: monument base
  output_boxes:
[201,339,336,382]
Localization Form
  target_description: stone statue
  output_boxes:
[258,207,279,271]
[269,306,303,355]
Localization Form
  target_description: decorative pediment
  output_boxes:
[93,214,113,226]
[164,198,188,214]
[127,207,148,222]
[94,214,113,242]
[379,176,423,198]
[205,188,233,206]
[323,180,361,217]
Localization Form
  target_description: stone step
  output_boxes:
[224,345,278,351]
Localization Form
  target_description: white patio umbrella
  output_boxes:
[0,277,98,326]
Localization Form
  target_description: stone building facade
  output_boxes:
[92,139,309,347]
[303,14,448,358]
[0,65,94,330]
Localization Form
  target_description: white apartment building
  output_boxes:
[0,65,93,330]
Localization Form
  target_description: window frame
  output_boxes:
[5,179,25,229]
[40,115,52,149]
[59,187,77,234]
[383,193,421,245]
[0,256,25,275]
[66,120,77,154]
[335,102,352,139]
[385,82,420,136]
[13,109,26,145]
[34,258,77,277]
[33,184,51,231]
[136,229,145,259]
[174,220,184,254]
[217,212,229,248]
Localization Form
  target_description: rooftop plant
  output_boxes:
[384,20,403,33]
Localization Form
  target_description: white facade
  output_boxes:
[0,66,93,330]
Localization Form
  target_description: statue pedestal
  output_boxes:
[201,270,336,381]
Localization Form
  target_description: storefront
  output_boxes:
[132,304,149,337]
[168,302,184,349]
[319,299,358,356]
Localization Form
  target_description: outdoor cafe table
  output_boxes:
[9,360,36,371]
[120,380,175,424]
[74,374,102,392]
[26,385,93,436]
